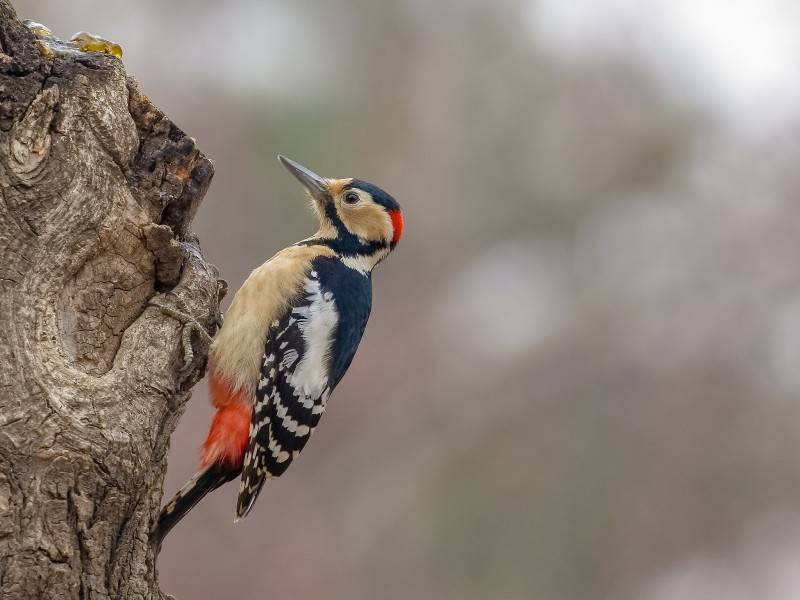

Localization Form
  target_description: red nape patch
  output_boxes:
[389,209,404,245]
[201,374,251,468]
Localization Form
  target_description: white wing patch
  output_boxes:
[288,275,339,400]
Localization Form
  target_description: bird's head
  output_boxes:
[279,156,403,269]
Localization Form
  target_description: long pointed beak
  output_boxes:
[278,155,329,203]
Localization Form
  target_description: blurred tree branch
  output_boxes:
[0,1,221,598]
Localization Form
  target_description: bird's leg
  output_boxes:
[148,293,215,372]
[214,278,228,329]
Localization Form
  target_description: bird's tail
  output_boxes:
[153,464,239,547]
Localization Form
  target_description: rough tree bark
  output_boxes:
[0,2,222,598]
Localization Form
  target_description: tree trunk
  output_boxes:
[0,3,221,598]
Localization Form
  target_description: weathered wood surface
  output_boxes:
[0,2,221,597]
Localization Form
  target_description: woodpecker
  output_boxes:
[154,156,403,545]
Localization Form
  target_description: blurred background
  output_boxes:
[15,1,800,598]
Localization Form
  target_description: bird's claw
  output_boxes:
[148,294,215,373]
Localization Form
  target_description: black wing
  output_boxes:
[236,286,332,519]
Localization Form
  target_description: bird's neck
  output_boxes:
[299,231,390,275]
[338,247,390,274]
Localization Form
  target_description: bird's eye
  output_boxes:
[343,191,360,205]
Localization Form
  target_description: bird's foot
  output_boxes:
[148,293,215,373]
